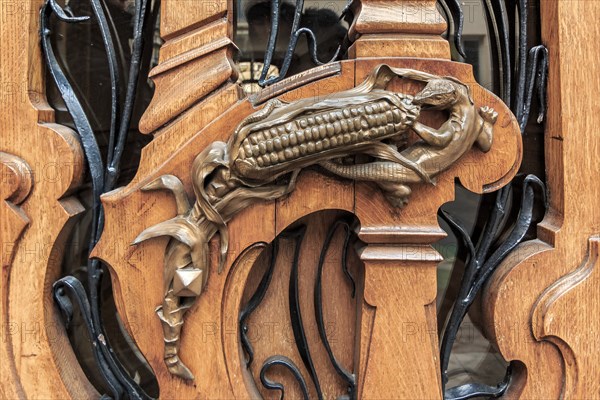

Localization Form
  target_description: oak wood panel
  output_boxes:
[160,0,228,40]
[0,153,31,400]
[357,247,442,398]
[0,0,96,397]
[244,211,361,399]
[349,34,451,59]
[349,0,446,39]
[139,46,237,133]
[139,0,238,134]
[483,1,600,398]
[533,236,600,398]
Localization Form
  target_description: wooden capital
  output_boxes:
[349,0,450,59]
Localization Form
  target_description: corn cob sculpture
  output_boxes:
[133,64,497,380]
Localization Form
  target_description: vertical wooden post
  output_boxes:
[0,0,95,398]
[356,241,443,398]
[348,2,448,398]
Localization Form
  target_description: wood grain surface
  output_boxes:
[483,1,600,398]
[2,0,597,398]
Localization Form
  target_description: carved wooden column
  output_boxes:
[351,62,521,399]
[346,1,517,397]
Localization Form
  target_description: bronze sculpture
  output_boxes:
[132,64,497,380]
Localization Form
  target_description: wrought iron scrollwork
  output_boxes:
[439,175,546,399]
[438,0,466,59]
[240,239,280,367]
[438,1,549,399]
[240,218,358,399]
[257,0,344,86]
[256,0,473,86]
[286,225,323,398]
[260,355,311,400]
[41,0,157,398]
[314,220,357,399]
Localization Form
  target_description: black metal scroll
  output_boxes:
[41,0,156,398]
[258,0,343,86]
[438,0,466,59]
[260,355,311,400]
[240,239,280,367]
[439,1,549,399]
[439,175,546,398]
[240,218,358,399]
[314,221,357,400]
[257,0,469,86]
[287,226,323,399]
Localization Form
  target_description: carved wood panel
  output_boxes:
[0,0,599,398]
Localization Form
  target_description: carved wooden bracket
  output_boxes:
[94,43,521,396]
[130,63,502,380]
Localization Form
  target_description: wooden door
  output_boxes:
[1,0,599,399]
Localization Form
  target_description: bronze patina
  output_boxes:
[133,64,497,380]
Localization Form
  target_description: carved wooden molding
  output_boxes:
[1,152,31,400]
[349,0,450,58]
[0,0,95,397]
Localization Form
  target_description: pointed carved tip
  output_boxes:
[167,358,195,381]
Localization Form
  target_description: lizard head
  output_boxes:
[412,79,459,109]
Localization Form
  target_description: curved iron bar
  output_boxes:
[314,220,356,399]
[41,2,105,254]
[260,355,311,400]
[105,0,150,190]
[90,0,121,173]
[258,0,469,86]
[517,45,548,131]
[239,239,280,367]
[285,225,324,399]
[440,176,545,398]
[444,367,511,400]
[42,0,155,398]
[438,0,466,59]
[482,0,511,101]
[258,0,341,86]
[440,1,548,398]
[54,277,124,399]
